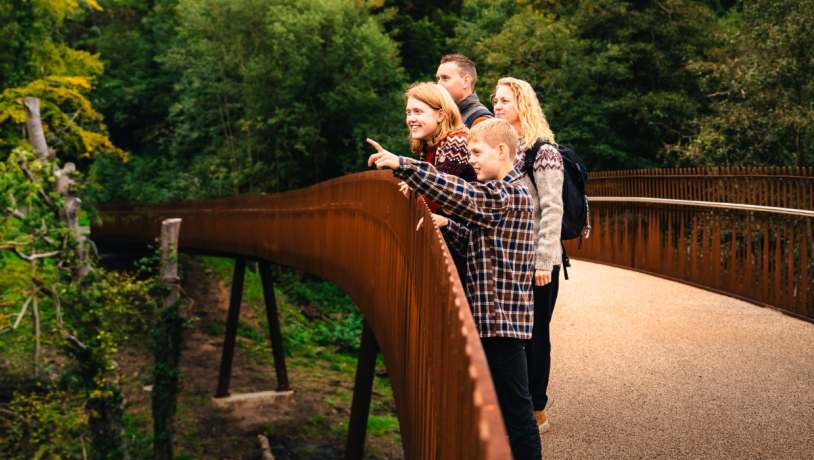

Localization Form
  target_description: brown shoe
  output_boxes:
[534,410,550,433]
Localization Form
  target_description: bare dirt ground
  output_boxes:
[114,256,403,460]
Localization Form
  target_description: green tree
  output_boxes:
[665,0,814,167]
[453,0,720,171]
[65,0,181,156]
[0,0,123,162]
[374,0,464,81]
[150,0,407,198]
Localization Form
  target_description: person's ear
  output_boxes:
[498,143,507,160]
[437,109,445,124]
[463,75,471,91]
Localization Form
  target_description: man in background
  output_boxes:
[436,54,494,129]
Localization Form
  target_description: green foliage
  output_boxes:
[454,0,720,171]
[373,0,463,81]
[1,146,153,459]
[665,0,814,167]
[0,0,123,161]
[95,0,408,202]
[0,385,88,459]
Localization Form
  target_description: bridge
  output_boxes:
[92,167,814,459]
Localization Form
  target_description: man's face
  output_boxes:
[468,140,506,182]
[436,62,470,103]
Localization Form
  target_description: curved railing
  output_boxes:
[564,196,814,322]
[91,171,512,460]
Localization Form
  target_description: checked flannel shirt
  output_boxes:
[393,157,535,339]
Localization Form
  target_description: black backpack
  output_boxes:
[523,140,590,279]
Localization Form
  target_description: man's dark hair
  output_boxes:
[440,54,478,88]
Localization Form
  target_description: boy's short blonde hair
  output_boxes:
[467,118,519,160]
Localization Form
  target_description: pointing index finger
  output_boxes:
[366,138,384,152]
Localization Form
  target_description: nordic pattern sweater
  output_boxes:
[419,132,477,213]
[513,142,564,270]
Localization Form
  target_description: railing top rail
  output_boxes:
[588,167,814,179]
[590,197,814,217]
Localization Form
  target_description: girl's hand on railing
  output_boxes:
[367,139,400,170]
[398,181,412,199]
[535,269,552,286]
[415,214,448,231]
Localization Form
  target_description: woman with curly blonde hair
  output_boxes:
[494,77,563,435]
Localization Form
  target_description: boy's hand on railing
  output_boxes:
[415,214,448,231]
[535,269,552,286]
[367,139,400,170]
[398,181,412,199]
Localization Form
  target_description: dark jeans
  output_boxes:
[525,265,560,411]
[481,337,542,460]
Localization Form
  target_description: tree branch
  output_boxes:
[707,89,737,98]
[59,110,81,133]
[11,247,61,261]
[63,334,87,350]
[19,161,54,206]
[5,207,25,219]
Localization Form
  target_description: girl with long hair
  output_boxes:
[397,82,476,282]
[494,77,563,435]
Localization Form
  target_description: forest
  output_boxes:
[1,0,812,459]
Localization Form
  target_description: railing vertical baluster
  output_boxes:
[788,220,795,312]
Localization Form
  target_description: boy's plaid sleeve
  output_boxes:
[394,157,509,229]
[440,220,469,256]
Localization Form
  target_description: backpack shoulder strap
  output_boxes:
[464,108,494,128]
[523,140,546,191]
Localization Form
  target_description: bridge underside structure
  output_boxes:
[92,171,512,460]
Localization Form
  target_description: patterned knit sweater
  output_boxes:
[513,142,564,270]
[420,132,477,212]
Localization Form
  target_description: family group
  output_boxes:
[367,54,590,460]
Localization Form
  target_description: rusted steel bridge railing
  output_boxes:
[565,168,814,322]
[588,166,814,210]
[91,171,511,460]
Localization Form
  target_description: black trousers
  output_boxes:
[525,264,560,411]
[481,337,542,460]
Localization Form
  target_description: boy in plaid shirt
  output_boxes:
[368,118,541,459]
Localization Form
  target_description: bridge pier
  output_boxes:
[215,258,246,398]
[215,259,292,398]
[345,320,379,460]
[258,261,290,390]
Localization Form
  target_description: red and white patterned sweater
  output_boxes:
[419,132,477,212]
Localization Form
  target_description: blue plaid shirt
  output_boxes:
[394,157,535,339]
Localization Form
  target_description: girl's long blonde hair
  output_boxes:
[494,77,556,149]
[404,82,467,155]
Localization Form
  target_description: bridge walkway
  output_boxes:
[543,259,814,459]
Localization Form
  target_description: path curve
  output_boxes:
[543,260,814,459]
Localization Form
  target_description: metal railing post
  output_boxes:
[258,261,290,391]
[345,319,379,460]
[215,258,246,398]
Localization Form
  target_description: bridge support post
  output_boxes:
[345,320,379,460]
[258,261,290,391]
[215,258,246,398]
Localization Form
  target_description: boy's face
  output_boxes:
[468,140,508,181]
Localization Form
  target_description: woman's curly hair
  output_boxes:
[493,77,556,149]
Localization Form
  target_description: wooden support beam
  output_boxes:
[345,320,379,460]
[258,261,290,391]
[215,258,246,398]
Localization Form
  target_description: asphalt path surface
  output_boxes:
[540,259,814,459]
